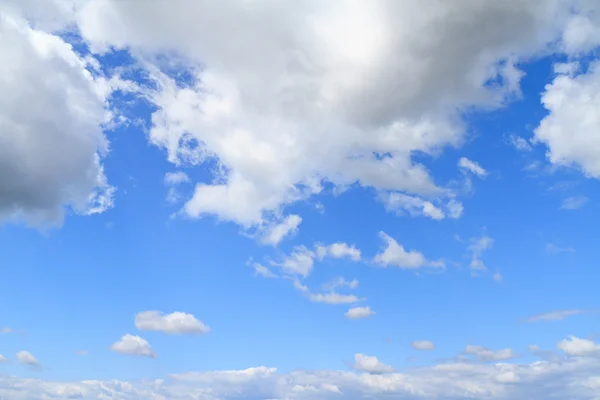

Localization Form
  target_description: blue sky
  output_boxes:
[2,1,600,399]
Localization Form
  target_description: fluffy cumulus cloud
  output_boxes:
[353,353,395,374]
[16,351,40,368]
[3,0,600,230]
[35,0,590,231]
[374,232,444,269]
[316,242,361,261]
[135,311,210,335]
[345,306,375,320]
[110,334,156,358]
[558,336,600,357]
[535,60,600,179]
[0,6,116,227]
[270,246,316,278]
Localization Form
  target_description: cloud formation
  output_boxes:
[374,232,444,269]
[110,334,156,358]
[135,311,210,335]
[345,306,375,320]
[16,351,40,368]
[0,10,116,226]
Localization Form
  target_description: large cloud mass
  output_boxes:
[64,0,583,228]
[0,7,114,226]
[2,0,600,228]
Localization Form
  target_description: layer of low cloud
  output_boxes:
[1,336,600,399]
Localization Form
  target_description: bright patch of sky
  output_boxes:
[1,0,600,398]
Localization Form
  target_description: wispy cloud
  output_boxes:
[526,309,594,322]
[560,196,589,210]
[546,243,575,254]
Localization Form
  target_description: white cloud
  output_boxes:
[16,351,40,368]
[271,246,315,278]
[259,214,302,246]
[110,334,156,358]
[294,279,362,305]
[164,171,190,185]
[562,10,600,54]
[353,353,395,374]
[527,309,589,322]
[412,340,435,350]
[493,272,503,283]
[508,135,533,151]
[560,196,589,210]
[64,0,589,229]
[382,192,445,220]
[546,243,575,254]
[135,311,210,335]
[0,9,117,227]
[467,234,494,272]
[464,345,517,362]
[316,242,361,261]
[252,262,277,278]
[322,277,359,291]
[0,327,12,334]
[535,61,600,179]
[458,157,488,178]
[446,199,464,219]
[558,336,600,357]
[0,354,6,363]
[308,292,361,305]
[345,306,375,320]
[2,346,600,399]
[164,172,190,203]
[374,232,444,269]
[75,350,89,356]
